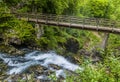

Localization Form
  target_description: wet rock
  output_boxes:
[0,61,8,80]
[8,37,22,46]
[49,64,61,70]
[65,38,80,53]
[79,49,91,56]
[0,44,25,56]
[65,55,77,64]
[43,70,54,76]
[26,65,46,75]
[11,49,25,56]
[0,38,3,42]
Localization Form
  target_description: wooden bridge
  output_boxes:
[13,13,120,34]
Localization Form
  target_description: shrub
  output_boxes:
[66,55,120,82]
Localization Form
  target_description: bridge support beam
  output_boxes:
[35,24,44,39]
[101,33,110,50]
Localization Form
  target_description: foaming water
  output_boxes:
[0,51,82,78]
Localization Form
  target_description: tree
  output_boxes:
[89,0,112,18]
[109,0,120,20]
[63,0,81,15]
[3,0,21,6]
[19,0,69,14]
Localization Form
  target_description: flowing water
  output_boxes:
[0,50,82,80]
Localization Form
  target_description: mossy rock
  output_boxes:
[0,61,8,79]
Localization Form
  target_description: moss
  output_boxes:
[0,44,10,53]
[3,19,35,46]
[0,61,8,77]
[36,26,67,50]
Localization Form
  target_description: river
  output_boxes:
[0,50,82,81]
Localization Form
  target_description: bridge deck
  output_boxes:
[13,13,120,34]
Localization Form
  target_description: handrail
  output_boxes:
[11,13,120,34]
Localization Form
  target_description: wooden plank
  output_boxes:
[27,18,120,34]
[13,13,120,34]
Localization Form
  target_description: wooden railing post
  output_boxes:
[46,15,48,24]
[57,15,59,26]
[96,18,99,31]
[36,13,38,23]
[110,20,114,33]
[69,17,71,27]
[82,18,85,29]
[27,13,29,21]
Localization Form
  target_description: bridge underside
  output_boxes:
[27,18,120,34]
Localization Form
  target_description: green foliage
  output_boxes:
[36,26,66,50]
[0,2,35,44]
[17,0,69,14]
[2,0,120,20]
[1,0,120,82]
[65,28,100,50]
[89,0,112,18]
[104,56,120,81]
[45,0,69,14]
[3,0,21,6]
[108,34,120,50]
[0,2,9,13]
[48,73,57,81]
[109,0,120,20]
[65,55,120,82]
[17,6,29,13]
[0,14,14,32]
[78,64,111,82]
[63,0,81,15]
[79,0,91,17]
[0,3,13,33]
[11,0,81,15]
[4,20,35,42]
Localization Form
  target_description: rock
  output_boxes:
[26,65,46,76]
[64,38,79,53]
[0,44,23,56]
[79,49,91,56]
[49,64,61,70]
[0,61,8,80]
[8,37,22,46]
[0,38,3,42]
[78,49,101,63]
[65,55,77,64]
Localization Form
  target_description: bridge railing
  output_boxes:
[13,13,120,29]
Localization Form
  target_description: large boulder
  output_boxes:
[65,38,80,53]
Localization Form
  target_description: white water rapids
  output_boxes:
[0,51,82,79]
